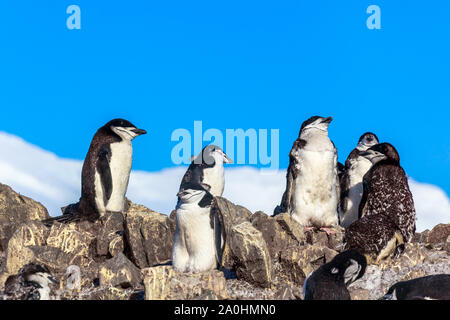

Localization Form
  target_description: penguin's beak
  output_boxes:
[48,275,58,284]
[132,128,147,136]
[322,117,333,124]
[223,153,233,164]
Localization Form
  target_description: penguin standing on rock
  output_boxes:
[303,249,367,300]
[274,116,339,234]
[179,145,233,199]
[172,183,224,273]
[74,119,146,220]
[339,132,379,228]
[2,264,58,300]
[345,143,416,264]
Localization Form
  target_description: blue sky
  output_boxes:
[0,1,449,195]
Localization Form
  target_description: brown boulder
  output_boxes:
[0,184,50,251]
[99,253,142,288]
[4,221,49,274]
[211,197,252,268]
[143,266,228,300]
[229,221,272,288]
[426,224,450,248]
[124,203,175,269]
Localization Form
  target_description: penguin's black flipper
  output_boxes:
[97,144,113,202]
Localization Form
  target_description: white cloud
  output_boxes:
[0,131,448,232]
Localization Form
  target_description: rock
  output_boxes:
[142,266,228,300]
[348,242,450,299]
[46,222,95,264]
[4,221,49,274]
[251,212,286,259]
[251,212,306,260]
[426,224,450,249]
[278,244,338,286]
[274,213,306,245]
[349,288,370,300]
[124,203,175,269]
[95,212,124,257]
[413,230,430,243]
[445,236,450,254]
[99,253,142,288]
[229,221,272,288]
[273,284,302,300]
[0,184,50,251]
[212,197,252,268]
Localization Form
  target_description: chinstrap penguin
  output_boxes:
[345,143,416,263]
[303,249,367,300]
[2,263,58,300]
[274,116,339,234]
[339,132,379,228]
[172,183,224,273]
[382,274,450,300]
[179,144,233,199]
[75,119,147,220]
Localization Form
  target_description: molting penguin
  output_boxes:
[172,183,224,273]
[339,132,379,228]
[77,119,147,220]
[303,249,367,300]
[381,274,450,300]
[274,116,339,233]
[179,145,233,199]
[2,263,58,300]
[345,143,416,264]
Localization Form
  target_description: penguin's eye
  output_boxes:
[331,268,339,274]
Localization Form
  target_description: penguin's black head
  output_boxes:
[20,263,58,286]
[326,249,367,286]
[299,116,333,135]
[104,118,147,141]
[177,183,213,207]
[197,144,233,166]
[357,132,379,150]
[303,249,367,300]
[361,142,400,164]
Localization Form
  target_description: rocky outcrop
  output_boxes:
[348,241,450,300]
[212,197,252,269]
[230,221,272,288]
[124,203,175,269]
[142,266,228,300]
[0,184,448,300]
[0,184,49,251]
[99,253,142,288]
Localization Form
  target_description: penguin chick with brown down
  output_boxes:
[65,119,147,221]
[274,116,339,234]
[345,143,416,264]
[339,132,379,228]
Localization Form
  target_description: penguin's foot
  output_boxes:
[319,227,336,235]
[304,227,315,232]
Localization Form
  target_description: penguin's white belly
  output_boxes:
[172,204,217,273]
[292,149,338,227]
[341,157,373,227]
[106,141,133,212]
[202,165,225,197]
